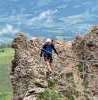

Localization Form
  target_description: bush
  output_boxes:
[67,95,75,100]
[77,63,84,73]
[37,89,64,100]
[48,79,58,88]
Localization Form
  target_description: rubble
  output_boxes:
[11,26,98,100]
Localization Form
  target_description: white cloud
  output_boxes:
[28,9,58,25]
[60,14,84,25]
[58,9,96,34]
[73,24,92,32]
[65,14,84,20]
[0,37,13,43]
[60,8,98,26]
[0,24,20,36]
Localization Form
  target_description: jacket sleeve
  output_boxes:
[40,44,45,57]
[52,44,58,55]
[40,49,43,57]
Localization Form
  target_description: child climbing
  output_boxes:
[40,38,58,72]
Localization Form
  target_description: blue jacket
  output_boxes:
[40,43,58,56]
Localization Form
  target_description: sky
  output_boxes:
[0,0,98,43]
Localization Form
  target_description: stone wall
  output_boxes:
[10,27,98,100]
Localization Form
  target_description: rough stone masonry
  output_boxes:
[10,26,98,100]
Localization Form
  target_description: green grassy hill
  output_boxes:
[0,48,14,100]
[0,48,14,64]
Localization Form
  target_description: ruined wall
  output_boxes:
[73,26,98,99]
[10,27,98,100]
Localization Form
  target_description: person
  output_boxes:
[40,38,58,72]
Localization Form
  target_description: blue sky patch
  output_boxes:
[0,0,98,43]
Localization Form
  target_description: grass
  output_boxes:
[0,48,14,100]
[0,48,14,64]
[0,92,12,100]
[37,89,64,100]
